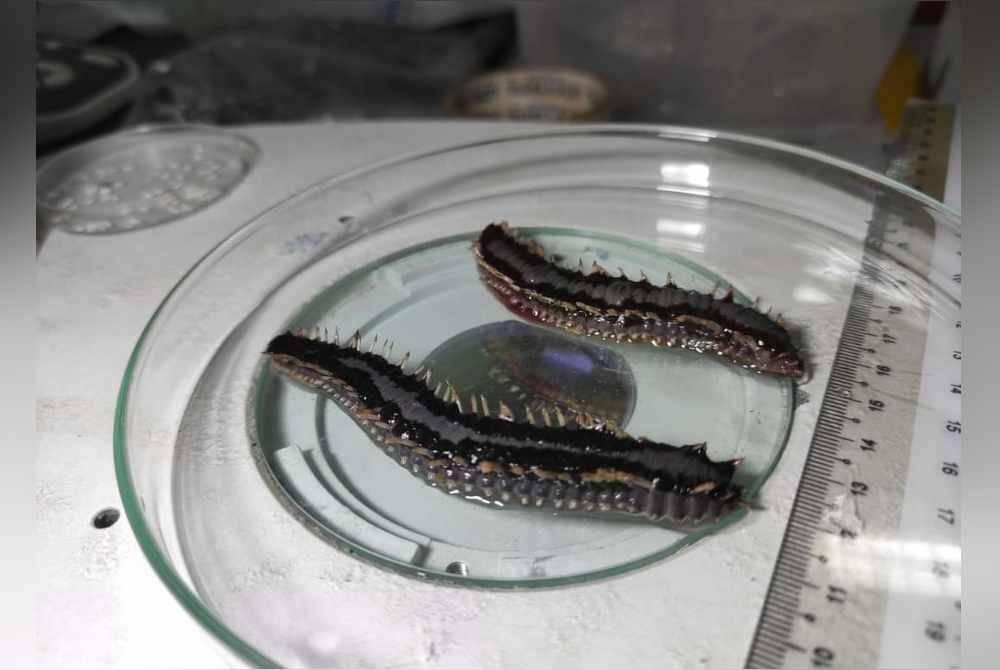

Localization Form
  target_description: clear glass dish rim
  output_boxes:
[112,123,961,668]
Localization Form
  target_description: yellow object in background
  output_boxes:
[875,42,925,136]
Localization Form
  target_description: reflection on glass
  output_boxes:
[656,219,704,237]
[660,162,711,187]
[802,247,862,283]
[825,536,961,598]
[792,284,835,304]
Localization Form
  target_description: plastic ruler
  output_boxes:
[746,101,961,670]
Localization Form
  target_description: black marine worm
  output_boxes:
[473,222,805,379]
[264,329,745,526]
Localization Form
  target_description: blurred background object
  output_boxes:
[36,38,140,147]
[124,11,517,126]
[515,1,916,128]
[36,0,958,167]
[444,67,609,121]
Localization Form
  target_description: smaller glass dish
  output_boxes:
[250,227,793,587]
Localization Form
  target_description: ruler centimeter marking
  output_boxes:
[746,102,959,670]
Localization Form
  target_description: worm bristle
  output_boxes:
[524,405,536,425]
[539,405,552,426]
[553,405,567,426]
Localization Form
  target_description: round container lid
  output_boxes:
[37,124,258,235]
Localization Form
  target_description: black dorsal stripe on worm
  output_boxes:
[265,329,744,525]
[474,222,805,378]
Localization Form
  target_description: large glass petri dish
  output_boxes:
[115,126,960,668]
